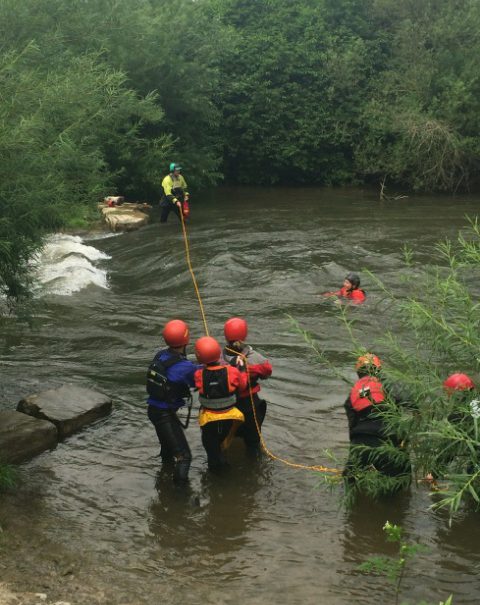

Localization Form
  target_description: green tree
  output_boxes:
[215,0,380,184]
[356,0,480,191]
[0,42,167,300]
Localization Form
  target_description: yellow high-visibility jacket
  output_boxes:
[161,173,189,202]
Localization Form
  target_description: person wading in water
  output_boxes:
[160,163,190,223]
[146,319,198,483]
[323,272,366,304]
[222,317,272,455]
[194,336,248,472]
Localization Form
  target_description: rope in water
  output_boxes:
[179,206,209,336]
[178,207,341,475]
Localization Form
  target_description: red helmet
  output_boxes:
[162,320,190,347]
[355,353,382,371]
[443,373,475,393]
[350,377,385,412]
[195,336,222,364]
[224,317,248,342]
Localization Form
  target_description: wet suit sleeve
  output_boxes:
[194,367,203,390]
[344,396,358,433]
[230,366,249,393]
[350,290,366,304]
[245,349,272,381]
[171,359,200,388]
[322,289,343,297]
[248,360,272,380]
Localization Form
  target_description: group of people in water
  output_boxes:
[143,264,393,485]
[153,163,477,490]
[152,164,275,481]
[343,352,478,489]
[145,272,478,488]
[146,317,272,483]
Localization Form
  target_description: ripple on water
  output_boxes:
[2,191,480,604]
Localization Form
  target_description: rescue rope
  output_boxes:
[178,208,341,475]
[179,208,209,336]
[226,346,341,475]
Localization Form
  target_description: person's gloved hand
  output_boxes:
[236,357,246,371]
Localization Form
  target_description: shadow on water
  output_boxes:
[334,491,412,605]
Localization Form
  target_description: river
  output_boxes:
[1,187,479,604]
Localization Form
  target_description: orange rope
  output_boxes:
[179,207,209,336]
[178,206,341,475]
[225,347,341,475]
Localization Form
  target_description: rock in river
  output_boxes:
[100,200,151,232]
[17,384,112,440]
[0,410,57,463]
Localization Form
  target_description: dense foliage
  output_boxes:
[2,0,480,297]
[0,0,222,299]
[215,0,480,188]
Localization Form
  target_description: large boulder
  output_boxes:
[0,411,57,464]
[100,201,151,232]
[17,385,112,439]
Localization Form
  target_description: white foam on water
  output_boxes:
[32,234,111,296]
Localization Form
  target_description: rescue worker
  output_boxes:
[323,272,366,304]
[443,373,475,396]
[146,319,198,483]
[160,163,190,223]
[442,373,477,433]
[222,317,272,454]
[194,336,248,471]
[427,373,478,480]
[343,354,411,485]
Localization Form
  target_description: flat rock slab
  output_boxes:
[0,411,57,464]
[100,203,150,232]
[17,385,112,439]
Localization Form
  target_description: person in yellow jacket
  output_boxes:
[160,163,190,223]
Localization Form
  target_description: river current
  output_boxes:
[1,187,480,604]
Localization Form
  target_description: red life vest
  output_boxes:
[350,376,385,412]
[339,286,366,303]
[197,365,238,410]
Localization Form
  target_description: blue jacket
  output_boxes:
[147,349,199,410]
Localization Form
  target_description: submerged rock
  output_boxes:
[0,411,57,463]
[17,384,112,439]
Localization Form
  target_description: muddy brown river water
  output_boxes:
[1,187,480,604]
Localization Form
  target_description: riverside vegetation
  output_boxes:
[1,0,480,300]
[301,218,480,520]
